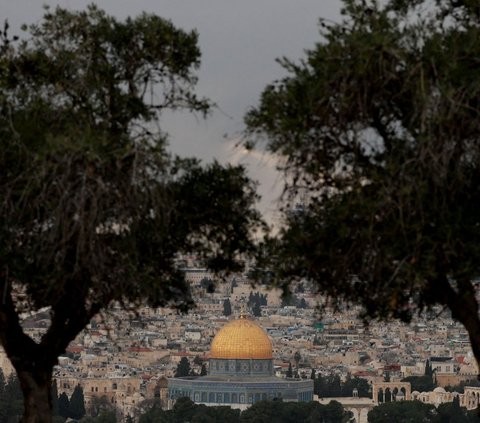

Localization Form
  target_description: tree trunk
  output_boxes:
[17,368,53,423]
[0,282,56,423]
[0,275,101,423]
[447,294,480,375]
[435,275,480,375]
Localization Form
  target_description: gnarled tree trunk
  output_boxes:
[0,280,96,423]
[16,368,53,423]
[435,275,480,377]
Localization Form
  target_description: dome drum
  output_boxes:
[209,358,273,377]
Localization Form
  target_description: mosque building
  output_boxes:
[168,312,314,410]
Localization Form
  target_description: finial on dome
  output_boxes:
[239,303,249,319]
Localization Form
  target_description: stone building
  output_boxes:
[55,375,142,413]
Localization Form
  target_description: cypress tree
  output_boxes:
[58,392,70,419]
[175,357,191,377]
[51,380,59,416]
[223,299,232,316]
[4,374,23,420]
[294,351,301,369]
[69,385,86,420]
[425,360,433,378]
[286,362,293,378]
[251,301,262,317]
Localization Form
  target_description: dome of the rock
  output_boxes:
[168,311,313,409]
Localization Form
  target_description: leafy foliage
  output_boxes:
[138,402,164,423]
[246,0,480,366]
[286,362,293,378]
[314,373,370,398]
[425,360,434,378]
[445,379,480,394]
[247,292,267,317]
[58,393,69,420]
[0,372,23,423]
[240,399,351,423]
[368,399,477,423]
[138,397,350,423]
[82,411,117,423]
[69,385,86,420]
[368,401,436,423]
[51,382,59,416]
[401,376,436,393]
[88,395,117,418]
[174,357,192,378]
[139,397,241,423]
[0,5,262,421]
[223,299,232,316]
[280,293,299,308]
[435,399,477,423]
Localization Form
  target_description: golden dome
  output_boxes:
[210,315,272,360]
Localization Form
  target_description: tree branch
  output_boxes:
[435,275,480,373]
[0,274,42,371]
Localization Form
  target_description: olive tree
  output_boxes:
[0,6,261,422]
[246,0,480,370]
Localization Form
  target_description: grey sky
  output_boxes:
[3,0,342,222]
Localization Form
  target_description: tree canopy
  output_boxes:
[0,5,261,422]
[401,376,436,393]
[240,399,351,423]
[314,373,370,398]
[175,357,192,378]
[0,372,24,423]
[139,397,351,423]
[223,298,232,316]
[246,0,480,369]
[68,385,86,420]
[368,399,477,423]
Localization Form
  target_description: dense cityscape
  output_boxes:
[0,261,479,422]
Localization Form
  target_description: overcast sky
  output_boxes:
[3,0,342,222]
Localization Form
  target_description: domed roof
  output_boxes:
[210,314,272,360]
[434,387,446,393]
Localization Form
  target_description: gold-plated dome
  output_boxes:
[210,315,272,359]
